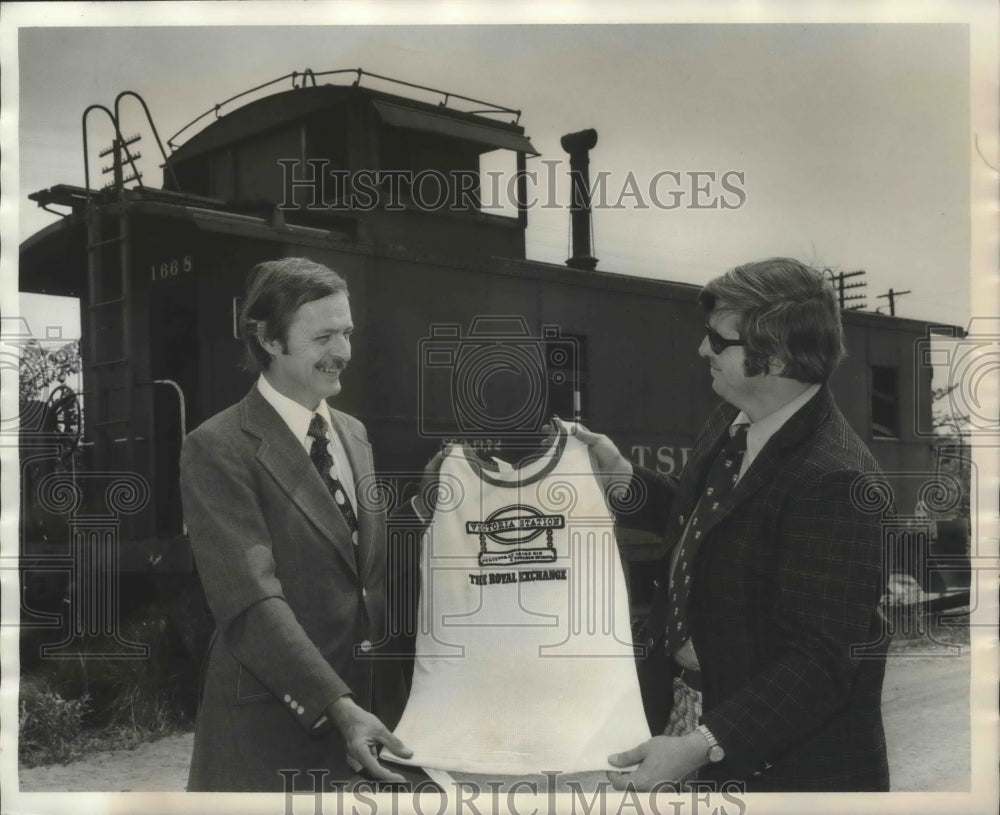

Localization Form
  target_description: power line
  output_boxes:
[876,288,911,317]
[826,269,867,310]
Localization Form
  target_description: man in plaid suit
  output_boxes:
[583,258,890,791]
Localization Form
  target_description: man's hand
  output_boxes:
[570,423,634,496]
[327,696,412,782]
[412,444,452,521]
[607,732,709,791]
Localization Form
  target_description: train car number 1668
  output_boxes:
[150,255,194,281]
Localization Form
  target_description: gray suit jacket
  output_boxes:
[180,385,400,791]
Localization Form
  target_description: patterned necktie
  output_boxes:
[663,422,749,656]
[307,413,360,559]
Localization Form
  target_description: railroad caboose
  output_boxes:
[17,70,966,666]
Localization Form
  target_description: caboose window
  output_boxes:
[479,149,518,219]
[871,365,900,439]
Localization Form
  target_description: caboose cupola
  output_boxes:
[164,69,539,260]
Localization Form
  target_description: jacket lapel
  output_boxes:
[703,386,834,534]
[329,408,377,580]
[241,387,359,578]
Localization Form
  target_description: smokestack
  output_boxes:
[560,128,598,271]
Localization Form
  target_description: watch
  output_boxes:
[696,724,725,763]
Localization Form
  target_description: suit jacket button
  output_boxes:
[297,705,305,715]
[646,637,655,648]
[360,639,372,653]
[283,694,291,703]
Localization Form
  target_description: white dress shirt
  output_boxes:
[734,383,821,482]
[256,374,357,508]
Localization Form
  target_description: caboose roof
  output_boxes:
[165,82,538,166]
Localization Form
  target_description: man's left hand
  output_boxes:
[607,732,709,791]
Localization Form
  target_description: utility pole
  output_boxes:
[876,288,911,317]
[827,269,867,310]
[99,133,143,192]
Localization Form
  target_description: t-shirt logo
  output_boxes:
[466,503,565,566]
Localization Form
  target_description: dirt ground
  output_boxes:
[18,649,972,794]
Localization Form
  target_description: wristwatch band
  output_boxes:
[696,724,725,763]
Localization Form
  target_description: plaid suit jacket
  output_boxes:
[628,386,890,791]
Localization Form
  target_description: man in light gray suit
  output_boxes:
[180,257,411,791]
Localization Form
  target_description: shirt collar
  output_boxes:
[256,374,334,449]
[731,383,821,460]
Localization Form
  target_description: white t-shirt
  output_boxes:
[384,423,651,774]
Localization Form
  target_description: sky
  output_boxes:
[7,6,993,334]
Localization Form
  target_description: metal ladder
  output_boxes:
[81,92,176,491]
[35,94,176,657]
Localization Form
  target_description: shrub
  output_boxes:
[79,605,194,735]
[18,681,91,767]
[19,601,197,766]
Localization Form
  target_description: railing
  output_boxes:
[165,67,523,151]
[82,91,180,197]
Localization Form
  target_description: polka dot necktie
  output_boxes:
[307,414,360,563]
[663,423,749,657]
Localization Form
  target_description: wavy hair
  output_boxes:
[698,258,845,382]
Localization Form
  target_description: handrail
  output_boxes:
[81,104,122,199]
[153,378,187,440]
[82,91,181,196]
[115,91,181,192]
[153,378,188,535]
[165,67,522,151]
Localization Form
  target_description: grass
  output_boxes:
[18,674,193,769]
[18,602,197,768]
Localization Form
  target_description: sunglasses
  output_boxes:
[704,322,745,355]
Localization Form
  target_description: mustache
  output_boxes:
[319,357,349,371]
